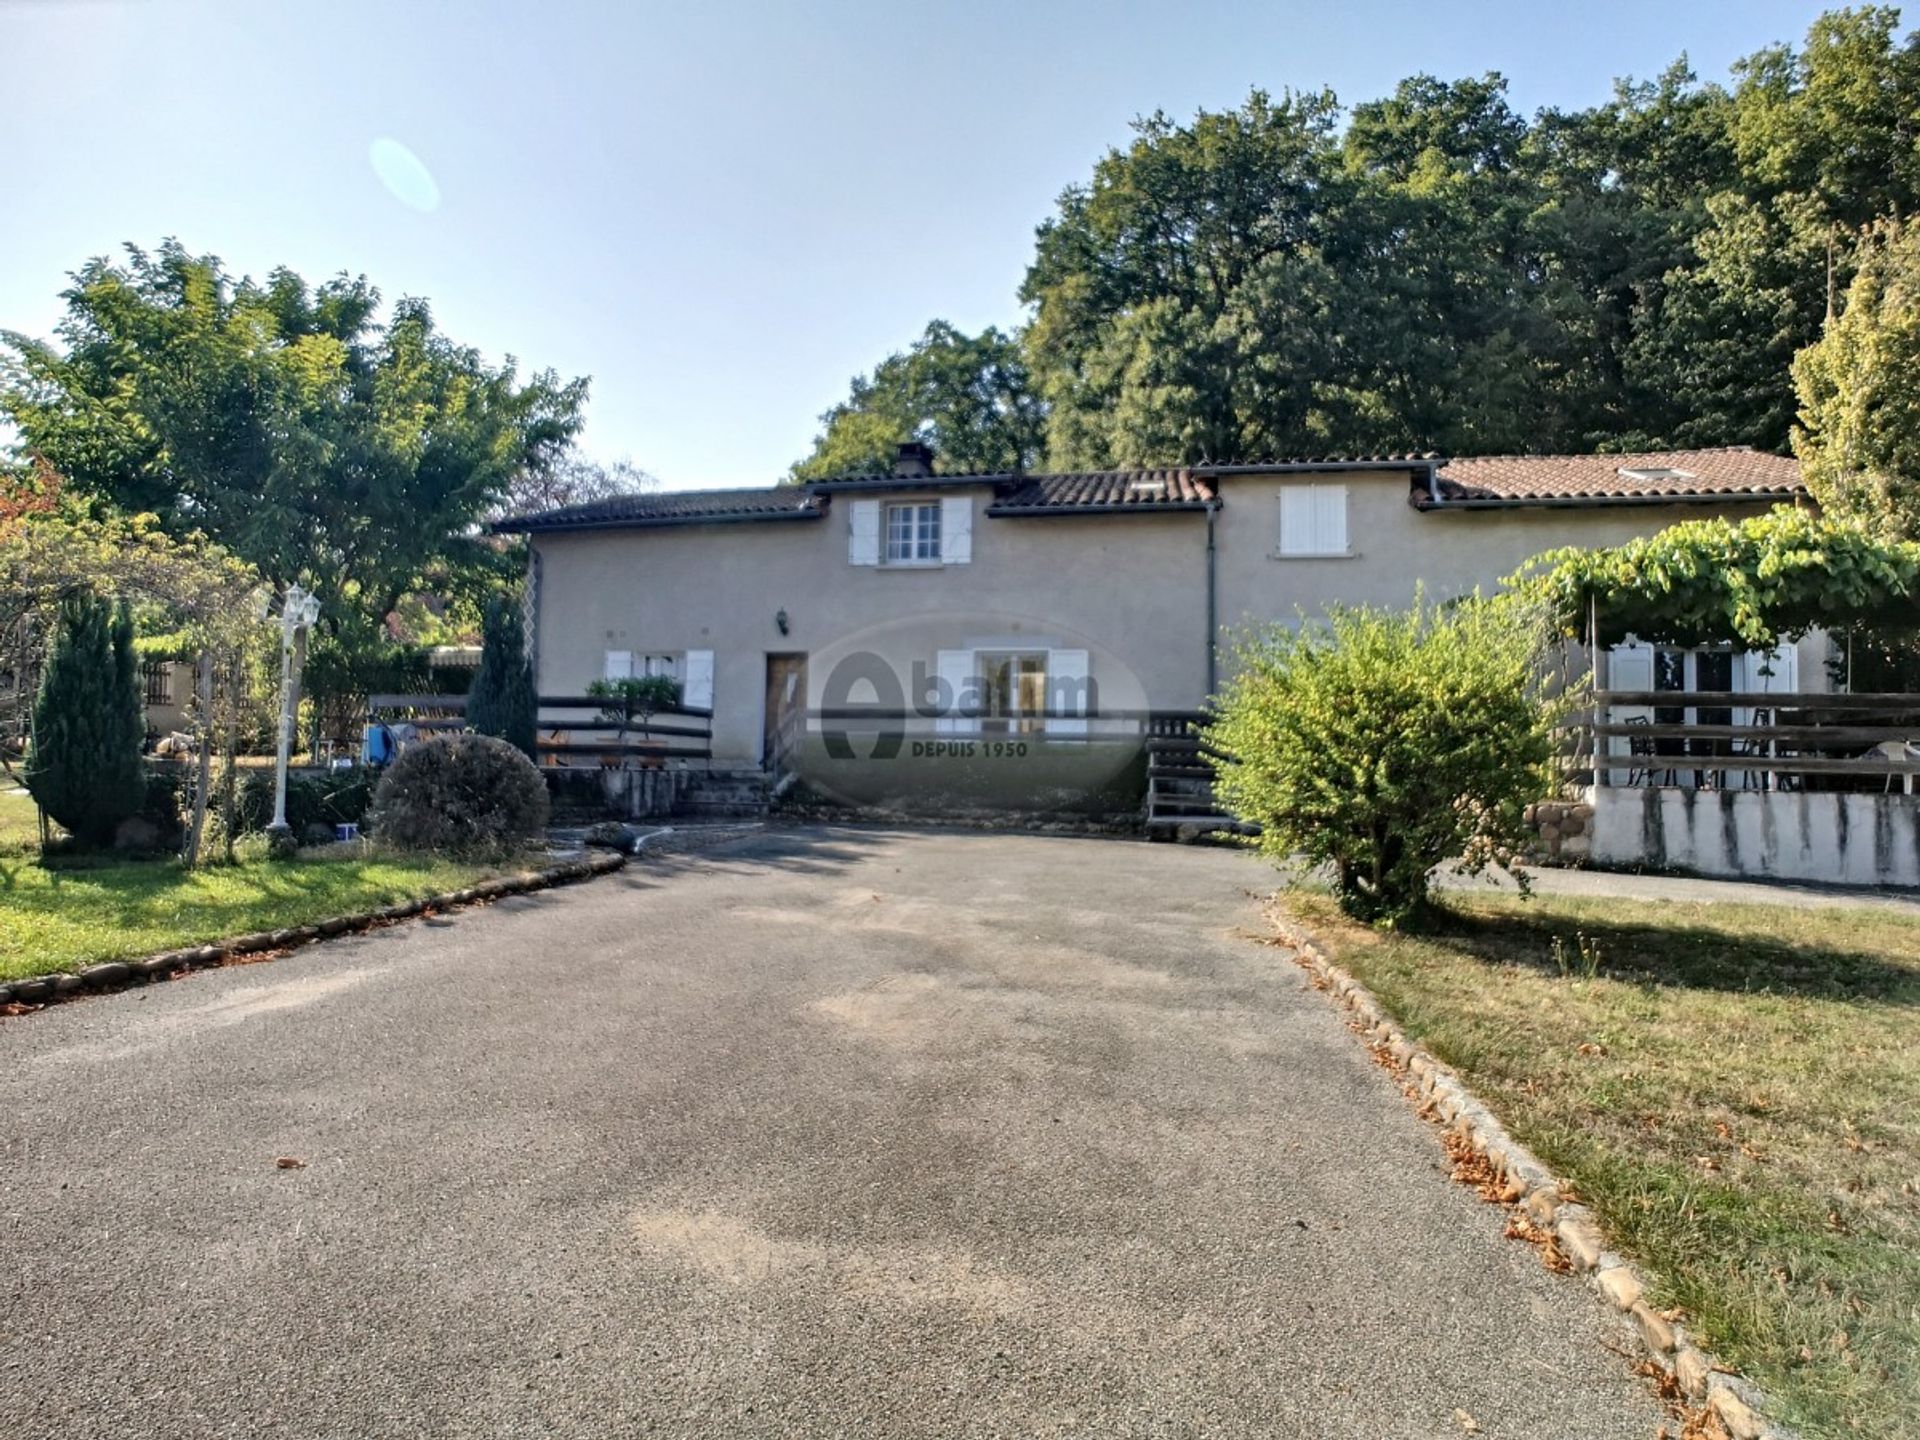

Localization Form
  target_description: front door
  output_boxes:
[764,653,807,767]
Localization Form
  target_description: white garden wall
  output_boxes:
[1588,785,1920,888]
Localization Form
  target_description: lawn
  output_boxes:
[1280,888,1920,1440]
[0,791,500,982]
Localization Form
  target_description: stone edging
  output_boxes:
[1266,902,1796,1440]
[0,852,627,1017]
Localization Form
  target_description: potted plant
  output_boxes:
[585,674,683,768]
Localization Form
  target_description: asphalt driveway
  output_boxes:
[1,828,1662,1438]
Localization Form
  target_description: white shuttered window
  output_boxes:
[1277,484,1349,556]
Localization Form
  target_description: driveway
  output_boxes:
[1,828,1662,1439]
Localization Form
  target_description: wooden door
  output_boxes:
[764,653,806,766]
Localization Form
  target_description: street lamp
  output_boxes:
[261,583,322,853]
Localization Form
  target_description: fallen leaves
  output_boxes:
[1504,1210,1572,1274]
[1453,1407,1481,1433]
[274,1156,306,1170]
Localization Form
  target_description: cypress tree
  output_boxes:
[27,595,147,847]
[466,595,538,760]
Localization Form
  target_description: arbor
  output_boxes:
[1512,505,1920,648]
[1793,220,1920,538]
[1,240,587,633]
[1,476,271,862]
[27,594,146,847]
[1206,597,1562,925]
[790,321,1045,479]
[466,595,537,758]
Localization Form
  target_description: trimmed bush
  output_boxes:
[26,595,146,847]
[369,733,549,857]
[467,596,538,759]
[1205,596,1564,926]
[240,769,378,837]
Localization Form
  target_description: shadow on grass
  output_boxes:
[1419,898,1920,1005]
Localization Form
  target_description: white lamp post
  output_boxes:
[261,583,322,851]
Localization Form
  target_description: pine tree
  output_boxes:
[27,595,147,847]
[466,595,538,760]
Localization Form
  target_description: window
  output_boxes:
[143,663,172,706]
[604,651,678,680]
[884,501,941,564]
[1277,483,1349,556]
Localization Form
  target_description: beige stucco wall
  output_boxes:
[533,486,1209,762]
[532,470,1795,766]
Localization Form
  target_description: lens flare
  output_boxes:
[368,138,441,213]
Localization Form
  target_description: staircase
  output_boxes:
[673,767,771,821]
[1144,713,1257,839]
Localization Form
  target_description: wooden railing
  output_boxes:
[366,693,714,766]
[1562,690,1920,790]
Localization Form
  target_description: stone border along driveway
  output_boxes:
[0,852,627,1016]
[1264,902,1796,1440]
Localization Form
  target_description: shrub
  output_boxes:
[369,732,550,857]
[138,767,187,850]
[587,674,683,720]
[467,596,538,759]
[240,769,378,837]
[26,595,146,847]
[1205,596,1565,926]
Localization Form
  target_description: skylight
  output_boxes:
[1616,466,1697,482]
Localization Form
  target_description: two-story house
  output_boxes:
[497,443,1812,812]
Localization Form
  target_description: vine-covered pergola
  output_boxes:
[1511,506,1920,653]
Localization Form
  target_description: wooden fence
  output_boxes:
[367,694,714,767]
[1562,690,1920,792]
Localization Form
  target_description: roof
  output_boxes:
[1424,448,1805,508]
[494,486,822,533]
[495,447,1806,533]
[986,469,1215,515]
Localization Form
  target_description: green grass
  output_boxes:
[1284,889,1920,1440]
[0,791,500,982]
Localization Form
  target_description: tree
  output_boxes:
[790,321,1045,479]
[499,454,657,519]
[1205,597,1562,925]
[27,594,146,847]
[1793,220,1920,538]
[466,595,537,758]
[1,239,587,633]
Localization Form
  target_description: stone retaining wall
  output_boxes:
[1523,798,1595,864]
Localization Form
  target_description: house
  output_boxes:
[497,443,1816,814]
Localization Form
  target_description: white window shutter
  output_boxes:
[683,649,714,711]
[1047,649,1090,736]
[940,495,972,564]
[1278,488,1314,556]
[849,499,881,566]
[1606,642,1655,766]
[603,649,634,681]
[935,649,973,735]
[1314,484,1348,554]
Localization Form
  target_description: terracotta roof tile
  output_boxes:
[1427,448,1804,506]
[495,486,822,533]
[987,469,1214,513]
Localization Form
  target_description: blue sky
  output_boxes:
[5,0,1836,489]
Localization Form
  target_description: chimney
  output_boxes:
[893,441,934,479]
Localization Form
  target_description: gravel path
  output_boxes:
[1,827,1663,1438]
